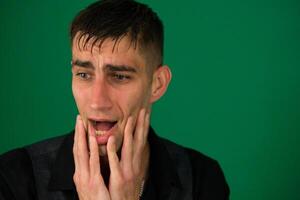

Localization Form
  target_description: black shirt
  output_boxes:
[0,128,230,200]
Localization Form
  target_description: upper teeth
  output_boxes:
[95,130,105,136]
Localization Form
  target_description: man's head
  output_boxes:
[71,0,164,70]
[70,0,171,156]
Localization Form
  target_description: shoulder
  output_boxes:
[158,136,217,167]
[0,148,36,199]
[0,133,71,199]
[25,134,68,160]
[0,148,32,179]
[0,134,69,170]
[0,147,29,167]
[158,137,230,199]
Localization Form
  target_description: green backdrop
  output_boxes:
[1,0,300,199]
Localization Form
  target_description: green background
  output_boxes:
[1,0,300,199]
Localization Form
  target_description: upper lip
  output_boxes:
[88,117,117,123]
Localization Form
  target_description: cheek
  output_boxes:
[72,84,91,130]
[72,82,88,113]
[72,83,80,105]
[119,85,151,117]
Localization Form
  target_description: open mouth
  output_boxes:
[91,120,117,136]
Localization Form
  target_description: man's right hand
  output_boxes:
[73,115,111,200]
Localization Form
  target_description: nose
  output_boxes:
[89,77,113,112]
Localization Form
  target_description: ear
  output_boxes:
[150,65,172,103]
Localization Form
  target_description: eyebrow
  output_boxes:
[72,60,94,69]
[106,64,137,73]
[72,59,137,73]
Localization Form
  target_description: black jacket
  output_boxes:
[0,128,230,200]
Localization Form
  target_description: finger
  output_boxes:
[134,109,147,149]
[74,115,83,171]
[76,115,89,174]
[88,123,101,177]
[107,136,122,179]
[144,111,150,141]
[121,116,134,171]
[134,109,151,165]
[73,115,80,171]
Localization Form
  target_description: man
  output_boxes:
[0,0,229,199]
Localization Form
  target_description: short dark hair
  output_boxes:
[70,0,164,68]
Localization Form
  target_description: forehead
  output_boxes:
[72,34,146,67]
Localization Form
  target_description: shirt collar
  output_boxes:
[48,127,182,195]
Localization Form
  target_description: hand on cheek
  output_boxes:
[107,108,150,200]
[73,109,150,200]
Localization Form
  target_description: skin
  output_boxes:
[71,33,172,199]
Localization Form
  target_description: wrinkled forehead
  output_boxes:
[71,33,149,71]
[72,32,142,55]
[71,32,160,73]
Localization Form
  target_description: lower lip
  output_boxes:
[91,123,117,145]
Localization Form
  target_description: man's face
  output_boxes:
[71,35,153,156]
